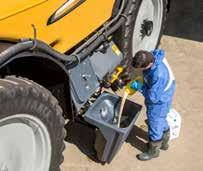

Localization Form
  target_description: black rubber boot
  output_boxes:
[161,129,170,150]
[137,140,162,161]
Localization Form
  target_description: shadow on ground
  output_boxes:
[126,125,148,153]
[64,120,149,162]
[64,121,100,163]
[164,0,203,42]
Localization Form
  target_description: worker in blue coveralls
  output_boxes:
[130,49,176,161]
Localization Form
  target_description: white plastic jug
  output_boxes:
[166,108,181,140]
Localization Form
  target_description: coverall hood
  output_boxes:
[151,49,165,70]
[141,49,175,104]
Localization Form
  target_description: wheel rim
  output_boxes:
[132,0,163,55]
[0,114,51,171]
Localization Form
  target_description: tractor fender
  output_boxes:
[0,50,69,75]
[0,51,73,119]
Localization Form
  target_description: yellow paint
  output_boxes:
[0,0,116,53]
[112,43,121,56]
[0,0,47,20]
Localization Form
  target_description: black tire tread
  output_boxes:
[0,76,66,171]
[114,0,168,65]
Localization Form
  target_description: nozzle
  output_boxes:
[125,84,136,96]
[124,87,131,94]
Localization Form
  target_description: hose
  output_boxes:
[73,0,127,54]
[77,17,126,62]
[0,40,78,69]
[76,0,132,62]
[0,0,132,69]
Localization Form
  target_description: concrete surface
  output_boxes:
[61,36,203,171]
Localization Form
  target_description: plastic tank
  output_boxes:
[84,92,142,163]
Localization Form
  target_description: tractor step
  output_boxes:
[84,92,142,163]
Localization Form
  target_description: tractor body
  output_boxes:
[0,0,169,169]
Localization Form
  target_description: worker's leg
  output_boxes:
[161,129,170,150]
[147,103,169,141]
[137,103,170,161]
[161,100,173,150]
[137,140,162,161]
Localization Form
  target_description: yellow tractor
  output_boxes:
[0,0,169,170]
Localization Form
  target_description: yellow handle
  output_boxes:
[110,66,124,84]
[125,76,144,96]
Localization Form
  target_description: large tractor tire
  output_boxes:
[114,0,167,63]
[0,76,66,171]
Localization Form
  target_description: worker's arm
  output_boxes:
[139,72,166,103]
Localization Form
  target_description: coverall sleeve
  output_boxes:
[139,72,166,103]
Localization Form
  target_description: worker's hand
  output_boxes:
[111,68,131,91]
[130,80,143,91]
[119,71,131,85]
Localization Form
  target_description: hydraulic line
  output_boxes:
[76,17,126,62]
[0,40,78,69]
[73,0,127,54]
[0,0,133,70]
[76,0,133,63]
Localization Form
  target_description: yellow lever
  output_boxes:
[110,66,124,84]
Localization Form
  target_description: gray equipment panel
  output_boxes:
[69,58,100,110]
[90,41,123,80]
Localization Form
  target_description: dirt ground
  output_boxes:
[61,35,203,171]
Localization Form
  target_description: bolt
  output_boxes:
[140,20,153,39]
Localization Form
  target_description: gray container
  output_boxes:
[84,92,142,163]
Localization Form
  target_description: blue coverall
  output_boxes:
[139,50,176,141]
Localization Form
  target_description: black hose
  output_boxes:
[77,0,132,62]
[78,18,126,62]
[0,0,132,69]
[0,41,33,65]
[73,0,127,54]
[0,40,78,69]
[34,40,78,68]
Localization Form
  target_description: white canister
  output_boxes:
[166,108,181,140]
